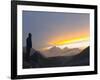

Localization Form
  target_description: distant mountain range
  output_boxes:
[41,46,81,57]
[23,46,89,68]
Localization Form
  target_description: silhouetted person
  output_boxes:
[26,33,32,61]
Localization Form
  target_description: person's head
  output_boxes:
[28,33,32,37]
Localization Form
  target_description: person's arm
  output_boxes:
[26,38,28,48]
[30,39,32,48]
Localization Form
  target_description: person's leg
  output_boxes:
[26,47,30,61]
[28,48,31,61]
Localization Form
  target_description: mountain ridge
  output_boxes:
[23,46,89,68]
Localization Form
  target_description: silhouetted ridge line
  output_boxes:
[68,46,89,66]
[23,46,89,68]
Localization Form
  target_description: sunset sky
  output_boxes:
[23,11,90,51]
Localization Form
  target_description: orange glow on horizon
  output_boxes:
[40,27,90,51]
[48,27,90,46]
[49,36,89,46]
[41,36,89,51]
